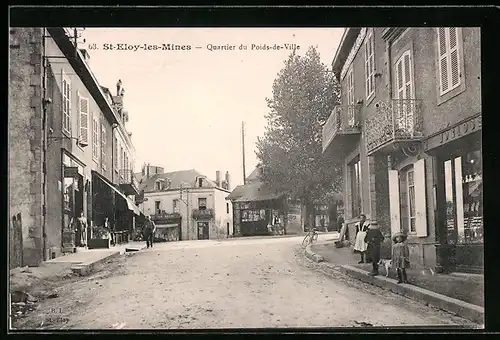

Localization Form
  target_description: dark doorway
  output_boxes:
[197,222,209,240]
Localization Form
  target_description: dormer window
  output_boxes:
[155,179,165,191]
[198,178,203,188]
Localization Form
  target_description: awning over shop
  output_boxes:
[93,171,142,216]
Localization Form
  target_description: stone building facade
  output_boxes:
[9,28,45,267]
[322,27,482,272]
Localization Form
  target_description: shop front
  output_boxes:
[425,114,483,273]
[91,170,142,248]
[61,152,87,252]
[234,199,286,236]
[151,212,182,241]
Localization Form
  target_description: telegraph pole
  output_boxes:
[242,121,246,185]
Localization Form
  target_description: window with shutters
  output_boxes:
[120,146,124,174]
[78,95,89,147]
[364,30,375,100]
[92,116,99,163]
[437,27,462,96]
[114,137,118,170]
[394,50,415,134]
[349,157,362,218]
[101,124,107,170]
[61,72,72,135]
[406,168,416,233]
[347,67,355,125]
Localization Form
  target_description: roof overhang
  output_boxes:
[47,28,120,126]
[331,28,362,80]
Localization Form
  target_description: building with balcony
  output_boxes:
[9,28,142,267]
[322,27,481,273]
[137,168,233,241]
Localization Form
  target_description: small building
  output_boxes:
[227,166,303,237]
[137,168,233,240]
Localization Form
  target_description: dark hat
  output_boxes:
[392,231,407,242]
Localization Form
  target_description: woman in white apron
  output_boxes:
[354,214,370,263]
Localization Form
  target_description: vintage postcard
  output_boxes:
[9,20,483,331]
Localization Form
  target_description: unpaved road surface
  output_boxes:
[11,237,478,329]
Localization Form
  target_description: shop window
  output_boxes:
[349,157,362,218]
[241,209,266,222]
[406,168,416,233]
[443,149,483,244]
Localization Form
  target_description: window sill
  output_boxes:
[437,81,466,106]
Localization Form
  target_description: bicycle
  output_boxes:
[302,228,319,246]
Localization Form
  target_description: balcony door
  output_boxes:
[394,50,415,136]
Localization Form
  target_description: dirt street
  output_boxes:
[12,237,477,329]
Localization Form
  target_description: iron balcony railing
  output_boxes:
[118,169,139,190]
[365,99,424,154]
[322,104,362,152]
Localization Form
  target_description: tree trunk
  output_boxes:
[302,197,315,231]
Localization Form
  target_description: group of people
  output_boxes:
[353,214,410,283]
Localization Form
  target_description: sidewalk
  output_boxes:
[308,242,484,324]
[10,241,147,294]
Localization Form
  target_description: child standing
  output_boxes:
[392,232,410,284]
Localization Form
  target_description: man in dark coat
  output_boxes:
[142,216,157,249]
[364,221,385,276]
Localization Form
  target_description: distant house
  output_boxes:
[137,167,233,241]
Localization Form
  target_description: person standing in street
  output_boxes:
[353,214,370,263]
[142,216,157,248]
[76,211,88,247]
[364,221,385,276]
[392,231,410,284]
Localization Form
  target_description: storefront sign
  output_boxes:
[424,115,481,152]
[64,166,79,178]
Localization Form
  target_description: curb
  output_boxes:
[70,251,121,276]
[302,248,484,324]
[305,244,324,263]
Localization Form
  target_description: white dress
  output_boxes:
[354,222,368,252]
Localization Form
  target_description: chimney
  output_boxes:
[216,171,221,187]
[225,171,231,191]
[79,49,90,61]
[116,79,122,97]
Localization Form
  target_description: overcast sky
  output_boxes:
[82,28,344,187]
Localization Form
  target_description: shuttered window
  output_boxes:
[347,68,355,125]
[394,50,415,134]
[114,137,118,170]
[414,159,428,237]
[437,28,461,95]
[388,169,401,235]
[92,116,99,162]
[78,95,89,146]
[364,30,375,100]
[101,124,107,170]
[61,71,72,134]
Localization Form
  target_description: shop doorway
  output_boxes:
[197,222,209,240]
